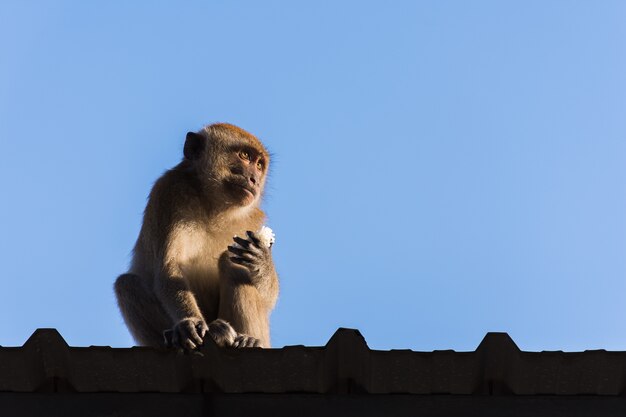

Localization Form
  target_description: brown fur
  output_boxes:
[115,123,278,349]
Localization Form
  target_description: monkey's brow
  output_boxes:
[229,144,267,159]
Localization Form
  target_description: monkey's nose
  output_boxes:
[249,177,257,185]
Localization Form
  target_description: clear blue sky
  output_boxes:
[1,1,625,352]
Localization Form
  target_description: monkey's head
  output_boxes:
[183,123,269,209]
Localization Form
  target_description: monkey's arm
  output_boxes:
[154,260,209,350]
[227,231,279,308]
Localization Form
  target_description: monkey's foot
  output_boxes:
[207,319,237,347]
[232,333,262,348]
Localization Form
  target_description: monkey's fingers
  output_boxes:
[232,236,252,249]
[246,231,262,246]
[188,329,205,347]
[174,319,206,349]
[172,329,197,351]
[227,245,253,257]
[230,255,255,269]
[195,321,209,341]
[183,339,197,350]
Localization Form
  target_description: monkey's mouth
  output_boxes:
[239,186,255,198]
[225,180,257,199]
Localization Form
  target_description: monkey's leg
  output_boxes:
[114,273,172,347]
[217,253,271,347]
[219,283,270,347]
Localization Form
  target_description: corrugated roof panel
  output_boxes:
[2,328,626,396]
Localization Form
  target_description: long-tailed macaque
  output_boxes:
[114,123,279,349]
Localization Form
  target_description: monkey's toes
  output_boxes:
[232,334,261,348]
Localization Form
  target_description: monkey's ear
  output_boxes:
[184,132,206,160]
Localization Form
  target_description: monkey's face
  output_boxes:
[184,126,269,208]
[222,146,267,207]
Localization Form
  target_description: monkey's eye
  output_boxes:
[256,161,264,170]
[238,151,250,161]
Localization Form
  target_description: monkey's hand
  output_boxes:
[228,231,274,284]
[169,317,208,350]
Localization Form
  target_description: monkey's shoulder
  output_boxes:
[148,167,202,209]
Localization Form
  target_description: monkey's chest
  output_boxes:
[178,225,252,285]
[180,234,234,319]
[179,230,235,282]
[181,247,222,283]
[180,247,222,315]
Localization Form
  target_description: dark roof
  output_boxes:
[2,329,626,416]
[1,328,624,395]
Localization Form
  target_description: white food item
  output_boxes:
[232,225,275,249]
[258,225,276,248]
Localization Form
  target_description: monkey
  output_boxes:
[114,123,279,350]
